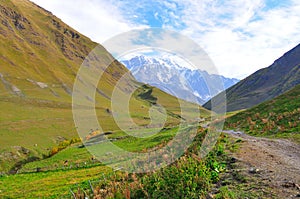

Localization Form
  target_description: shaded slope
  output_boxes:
[204,44,300,112]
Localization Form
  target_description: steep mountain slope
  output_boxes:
[225,84,300,142]
[204,44,300,112]
[0,0,209,172]
[121,55,239,104]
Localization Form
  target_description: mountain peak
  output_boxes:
[121,55,239,104]
[121,54,198,71]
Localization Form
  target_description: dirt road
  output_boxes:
[224,130,300,198]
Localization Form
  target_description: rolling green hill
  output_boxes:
[204,44,300,112]
[225,85,300,142]
[0,0,210,173]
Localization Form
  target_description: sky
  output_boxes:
[30,0,300,79]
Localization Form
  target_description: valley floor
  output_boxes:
[224,130,300,199]
[1,127,299,198]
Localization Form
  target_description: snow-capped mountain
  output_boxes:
[121,55,239,105]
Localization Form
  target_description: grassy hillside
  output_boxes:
[204,44,300,112]
[225,85,300,142]
[0,0,210,173]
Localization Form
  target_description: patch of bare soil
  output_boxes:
[224,130,300,199]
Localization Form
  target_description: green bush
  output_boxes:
[137,156,212,198]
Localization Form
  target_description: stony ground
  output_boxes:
[224,130,300,199]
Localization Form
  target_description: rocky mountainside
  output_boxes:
[0,0,112,98]
[204,44,300,112]
[0,0,128,172]
[121,55,239,104]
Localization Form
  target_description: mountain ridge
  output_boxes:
[121,55,239,104]
[204,43,300,112]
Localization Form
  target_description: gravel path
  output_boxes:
[224,130,300,198]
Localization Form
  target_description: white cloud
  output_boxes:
[30,0,300,79]
[174,0,300,78]
[30,0,146,42]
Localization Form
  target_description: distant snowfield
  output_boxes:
[121,54,239,104]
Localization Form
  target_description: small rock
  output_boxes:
[206,193,214,199]
[11,85,21,93]
[282,182,295,188]
[230,157,237,163]
[26,78,34,83]
[36,82,48,89]
[249,167,260,174]
[105,152,113,156]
